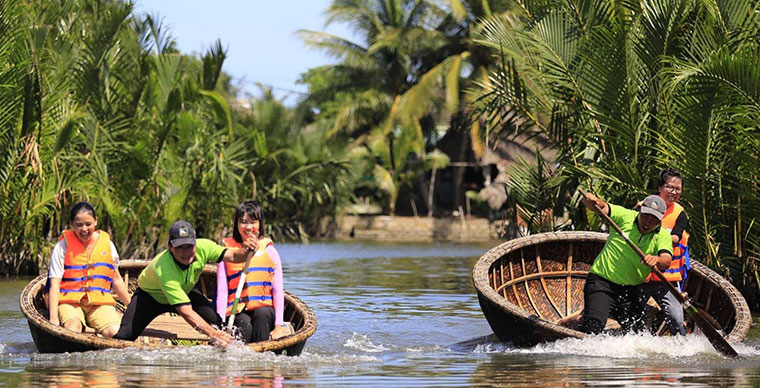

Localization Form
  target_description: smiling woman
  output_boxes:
[46,202,132,339]
[640,167,691,336]
[217,201,291,344]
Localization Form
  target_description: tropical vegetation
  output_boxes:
[0,0,350,275]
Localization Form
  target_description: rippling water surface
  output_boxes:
[2,240,760,387]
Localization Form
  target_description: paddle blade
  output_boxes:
[686,306,738,358]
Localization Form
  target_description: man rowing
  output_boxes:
[114,220,257,347]
[577,192,673,334]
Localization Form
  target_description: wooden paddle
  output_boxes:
[227,251,254,334]
[579,188,738,358]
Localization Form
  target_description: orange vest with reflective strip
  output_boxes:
[58,230,116,305]
[646,202,689,282]
[223,237,274,316]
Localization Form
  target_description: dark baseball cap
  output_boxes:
[168,220,196,247]
[640,195,666,220]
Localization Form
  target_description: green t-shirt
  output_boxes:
[589,204,673,285]
[137,238,226,306]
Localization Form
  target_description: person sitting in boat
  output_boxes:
[215,201,290,343]
[47,201,131,338]
[578,192,673,335]
[113,220,257,347]
[638,168,690,335]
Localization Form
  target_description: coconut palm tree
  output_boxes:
[298,0,437,138]
[298,0,444,214]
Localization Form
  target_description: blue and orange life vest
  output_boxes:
[646,202,690,283]
[223,237,275,316]
[58,230,116,305]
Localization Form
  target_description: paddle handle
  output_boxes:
[227,251,254,333]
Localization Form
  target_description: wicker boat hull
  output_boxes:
[473,232,751,347]
[20,260,317,355]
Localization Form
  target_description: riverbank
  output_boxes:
[335,215,505,242]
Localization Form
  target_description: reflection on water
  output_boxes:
[22,367,289,388]
[1,241,760,387]
[23,366,292,388]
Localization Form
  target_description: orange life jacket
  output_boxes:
[58,230,116,305]
[223,237,275,316]
[646,202,690,283]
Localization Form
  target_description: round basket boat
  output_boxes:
[472,231,751,347]
[20,259,317,355]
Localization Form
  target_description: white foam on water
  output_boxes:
[0,343,5,354]
[471,342,514,353]
[30,344,380,368]
[343,332,389,353]
[404,344,449,353]
[511,332,760,360]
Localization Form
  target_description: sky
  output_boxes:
[133,1,356,105]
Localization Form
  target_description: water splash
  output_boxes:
[404,344,449,353]
[516,333,760,360]
[343,332,389,353]
[472,342,514,353]
[29,345,380,368]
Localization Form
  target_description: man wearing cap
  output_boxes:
[114,220,258,347]
[577,192,673,335]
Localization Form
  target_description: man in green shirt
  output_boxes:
[577,192,673,335]
[114,220,257,347]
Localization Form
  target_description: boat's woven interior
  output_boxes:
[488,241,600,323]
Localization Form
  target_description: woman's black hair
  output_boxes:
[70,201,97,222]
[657,167,684,188]
[232,201,264,243]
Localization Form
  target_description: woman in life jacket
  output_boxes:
[639,167,691,335]
[47,201,131,337]
[216,201,290,342]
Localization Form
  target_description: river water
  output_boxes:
[1,241,760,387]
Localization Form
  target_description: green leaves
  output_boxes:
[54,112,86,153]
[0,0,358,273]
[199,90,233,135]
[475,0,760,307]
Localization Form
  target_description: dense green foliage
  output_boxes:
[0,0,350,274]
[472,0,760,308]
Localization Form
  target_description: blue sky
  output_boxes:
[134,1,356,105]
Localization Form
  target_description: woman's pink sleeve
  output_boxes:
[216,262,228,320]
[267,244,285,326]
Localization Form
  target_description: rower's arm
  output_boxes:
[656,251,672,272]
[174,304,232,347]
[221,247,252,263]
[582,192,609,215]
[221,236,258,263]
[651,230,674,271]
